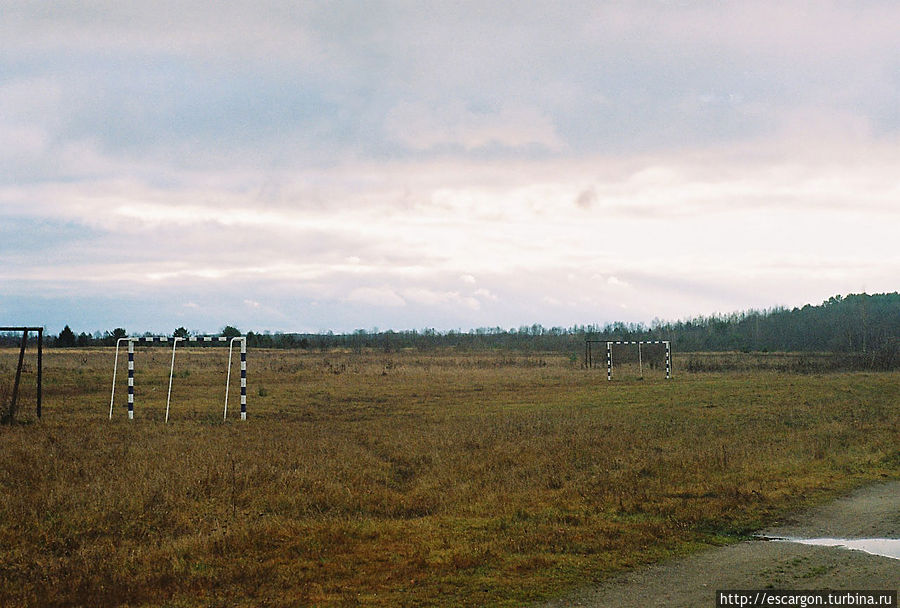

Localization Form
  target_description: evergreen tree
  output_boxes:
[58,325,76,347]
[222,326,242,338]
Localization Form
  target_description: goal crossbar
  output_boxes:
[109,336,247,422]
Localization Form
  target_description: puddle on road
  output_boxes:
[757,537,900,560]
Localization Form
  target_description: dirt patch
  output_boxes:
[542,481,900,608]
[760,481,900,539]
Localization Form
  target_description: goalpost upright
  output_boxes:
[109,335,247,422]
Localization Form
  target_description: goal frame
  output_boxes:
[1,326,43,420]
[586,339,671,380]
[109,335,247,422]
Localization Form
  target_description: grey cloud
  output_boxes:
[3,0,898,170]
[3,1,899,332]
[574,188,597,210]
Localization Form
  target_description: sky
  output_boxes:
[1,1,898,335]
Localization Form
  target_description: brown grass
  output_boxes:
[0,348,897,607]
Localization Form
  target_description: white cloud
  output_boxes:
[402,288,482,311]
[474,289,497,302]
[345,287,406,308]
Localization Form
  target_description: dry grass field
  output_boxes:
[1,347,897,607]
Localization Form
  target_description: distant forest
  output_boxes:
[7,292,895,362]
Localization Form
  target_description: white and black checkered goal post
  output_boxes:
[605,340,671,380]
[109,336,247,422]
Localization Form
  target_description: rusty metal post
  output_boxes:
[9,330,27,422]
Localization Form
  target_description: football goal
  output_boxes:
[0,326,43,422]
[585,340,671,380]
[109,335,247,422]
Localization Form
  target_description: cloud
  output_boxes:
[345,287,406,308]
[3,142,897,291]
[384,101,564,152]
[402,288,481,311]
[4,1,892,172]
[2,1,899,332]
[474,289,498,302]
[574,188,597,210]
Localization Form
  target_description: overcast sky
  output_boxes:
[1,1,898,334]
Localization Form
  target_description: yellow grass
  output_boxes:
[1,348,897,606]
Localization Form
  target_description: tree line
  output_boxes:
[4,293,897,365]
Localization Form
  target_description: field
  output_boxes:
[1,347,898,607]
